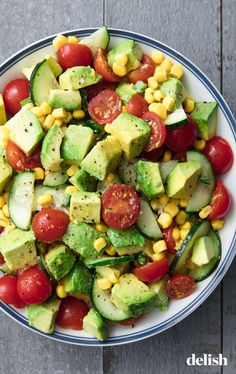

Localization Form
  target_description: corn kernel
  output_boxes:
[153,89,165,101]
[53,34,68,50]
[159,195,169,207]
[64,112,73,124]
[56,285,67,298]
[153,240,167,253]
[0,196,5,209]
[61,126,67,134]
[180,199,188,208]
[211,219,224,231]
[40,102,52,115]
[172,227,180,241]
[162,96,175,111]
[169,198,180,206]
[3,192,8,202]
[199,205,212,219]
[194,139,206,151]
[180,228,189,240]
[157,212,173,228]
[170,64,184,79]
[112,62,128,77]
[6,222,16,232]
[43,114,55,131]
[106,245,116,256]
[164,203,179,218]
[31,106,45,118]
[0,218,10,228]
[121,106,127,113]
[106,172,114,183]
[65,185,77,195]
[0,94,7,125]
[150,198,160,211]
[52,108,67,119]
[160,59,173,72]
[150,50,164,64]
[0,126,10,148]
[184,98,195,113]
[37,193,53,207]
[163,150,172,162]
[66,165,79,177]
[148,103,167,120]
[115,54,128,66]
[34,167,45,180]
[147,76,158,90]
[175,210,187,225]
[104,124,111,133]
[152,252,165,261]
[38,116,46,125]
[95,223,108,233]
[0,210,8,221]
[94,237,107,252]
[143,239,155,258]
[154,68,167,83]
[2,204,9,218]
[53,119,63,127]
[68,35,78,44]
[145,87,155,94]
[108,273,119,284]
[97,278,112,290]
[144,92,155,104]
[180,221,191,230]
[73,109,85,119]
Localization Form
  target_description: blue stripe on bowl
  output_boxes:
[1,28,236,346]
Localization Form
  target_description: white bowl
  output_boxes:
[0,28,235,346]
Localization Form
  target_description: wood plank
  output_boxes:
[104,1,222,373]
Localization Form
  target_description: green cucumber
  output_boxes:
[164,106,188,127]
[84,255,134,268]
[79,26,110,56]
[118,158,138,190]
[159,160,178,183]
[136,199,163,240]
[30,60,58,106]
[32,185,67,211]
[43,171,68,187]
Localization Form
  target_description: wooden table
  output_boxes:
[0,1,235,373]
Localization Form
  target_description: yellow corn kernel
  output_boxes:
[53,119,63,127]
[64,112,73,124]
[143,239,154,258]
[194,139,206,151]
[61,126,67,135]
[115,54,128,66]
[108,273,119,284]
[121,106,127,113]
[160,59,173,72]
[145,87,155,94]
[172,227,180,241]
[0,209,8,221]
[37,193,53,207]
[39,116,46,125]
[180,228,189,240]
[148,103,167,120]
[104,124,111,133]
[144,92,155,104]
[95,223,108,233]
[66,165,79,177]
[65,185,77,195]
[106,245,116,256]
[43,114,55,131]
[153,89,165,102]
[40,102,52,116]
[147,76,158,90]
[152,252,166,262]
[73,109,85,119]
[180,199,188,208]
[184,98,195,113]
[0,196,5,208]
[154,68,167,83]
[150,50,164,64]
[97,278,112,290]
[157,212,173,228]
[106,172,114,183]
[211,219,224,231]
[163,150,172,162]
[0,126,10,148]
[53,34,68,50]
[52,108,67,119]
[169,198,180,206]
[112,62,127,77]
[162,96,175,112]
[199,205,212,219]
[2,204,9,218]
[175,210,187,225]
[180,221,191,230]
[0,94,7,125]
[56,285,67,299]
[153,240,167,253]
[150,198,160,212]
[159,195,169,207]
[68,35,78,44]
[3,192,8,203]
[34,167,45,180]
[94,237,107,252]
[0,218,10,228]
[170,64,184,79]
[31,106,45,118]
[6,222,16,232]
[164,203,179,218]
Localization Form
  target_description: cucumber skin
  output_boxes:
[84,255,134,268]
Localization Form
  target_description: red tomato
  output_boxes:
[166,274,196,299]
[3,79,29,115]
[140,144,165,161]
[0,253,5,265]
[142,112,167,152]
[208,180,232,220]
[57,43,92,69]
[162,224,176,254]
[126,94,148,118]
[88,89,122,124]
[0,276,25,308]
[6,141,42,171]
[102,184,140,229]
[86,82,116,101]
[32,208,69,243]
[166,116,197,152]
[17,267,52,304]
[120,316,141,326]
[203,136,234,174]
[134,258,169,283]
[93,48,119,83]
[56,297,89,330]
[128,55,155,83]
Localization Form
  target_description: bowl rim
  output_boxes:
[0,27,236,347]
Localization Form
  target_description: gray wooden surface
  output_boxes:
[0,0,235,373]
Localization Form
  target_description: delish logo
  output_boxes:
[186,353,228,366]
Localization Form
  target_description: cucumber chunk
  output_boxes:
[43,171,68,187]
[84,255,134,268]
[30,60,58,106]
[164,106,188,127]
[79,26,110,56]
[32,185,67,211]
[136,199,163,240]
[159,160,178,183]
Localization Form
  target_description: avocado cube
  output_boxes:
[159,78,187,110]
[48,89,82,111]
[44,244,75,281]
[0,229,37,271]
[59,66,101,90]
[81,136,122,180]
[190,102,218,140]
[115,83,137,104]
[69,169,97,192]
[136,160,164,199]
[45,55,63,77]
[70,191,101,223]
[62,262,92,298]
[166,160,202,199]
[0,94,7,125]
[27,299,61,334]
[191,236,215,266]
[61,125,94,165]
[41,124,64,171]
[0,157,13,194]
[108,39,143,73]
[83,308,108,341]
[107,228,145,249]
[149,276,169,311]
[109,113,150,159]
[111,274,156,317]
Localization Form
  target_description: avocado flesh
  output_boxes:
[115,83,137,104]
[159,78,187,110]
[59,66,101,90]
[62,262,92,298]
[0,157,13,194]
[191,236,215,266]
[149,276,169,311]
[136,160,164,199]
[107,227,145,248]
[0,94,7,125]
[48,89,82,110]
[44,244,75,281]
[108,39,143,73]
[45,55,63,77]
[69,169,97,192]
[190,102,218,140]
[69,191,101,224]
[41,124,64,171]
[83,308,108,341]
[27,299,61,334]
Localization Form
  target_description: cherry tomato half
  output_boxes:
[203,136,234,174]
[6,141,42,171]
[142,112,167,152]
[128,55,155,83]
[0,275,25,308]
[208,180,232,220]
[3,79,29,115]
[0,253,5,265]
[56,297,89,330]
[166,274,196,299]
[17,267,52,304]
[166,116,197,153]
[140,145,166,162]
[134,258,169,283]
[120,316,141,326]
[93,48,119,83]
[102,184,140,229]
[85,81,116,102]
[162,224,176,254]
[88,89,122,124]
[57,43,92,69]
[126,94,148,118]
[32,208,70,243]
